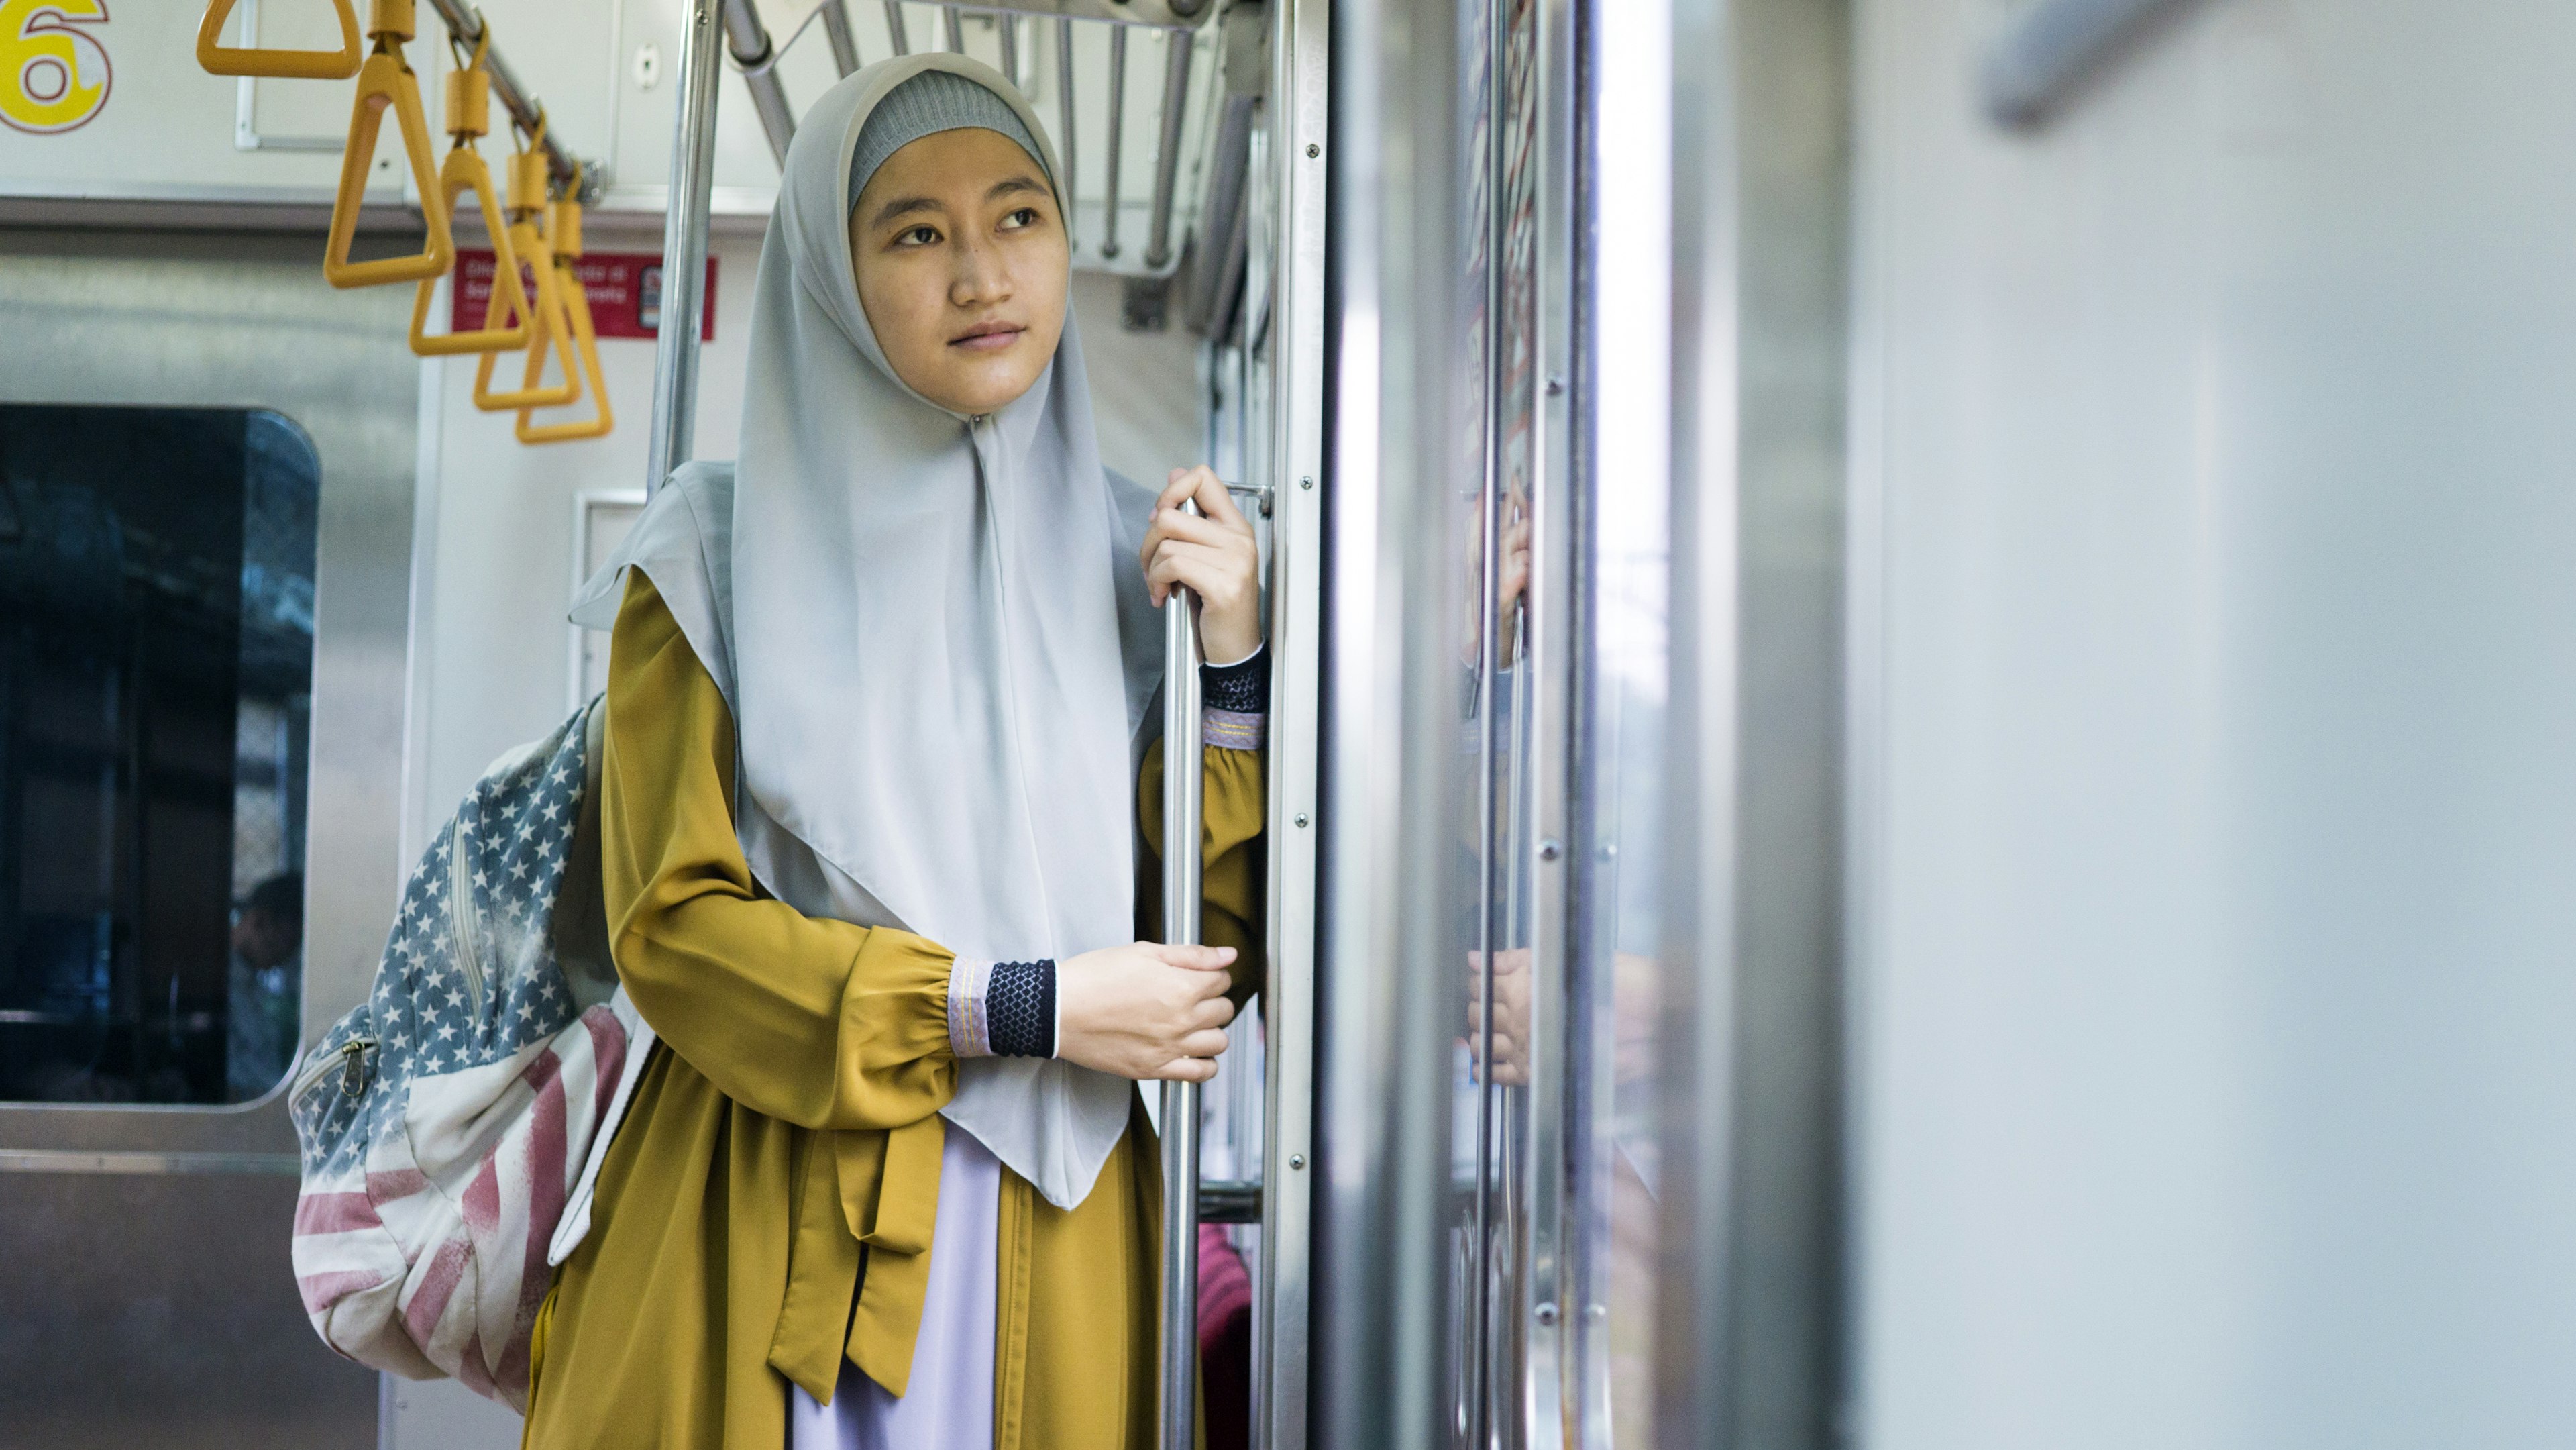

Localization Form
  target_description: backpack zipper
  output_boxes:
[292,1036,377,1104]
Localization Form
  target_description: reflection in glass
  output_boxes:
[0,406,319,1104]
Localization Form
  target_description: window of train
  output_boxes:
[0,405,319,1105]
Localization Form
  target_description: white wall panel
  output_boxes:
[1851,1,2576,1446]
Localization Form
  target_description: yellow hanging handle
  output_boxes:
[474,121,580,411]
[323,0,452,289]
[517,193,614,444]
[408,32,531,356]
[197,0,362,80]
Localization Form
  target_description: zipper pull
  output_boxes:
[339,1040,370,1097]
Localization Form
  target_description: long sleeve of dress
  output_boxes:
[601,567,959,1131]
[1136,733,1269,1007]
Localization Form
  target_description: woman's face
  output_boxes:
[849,125,1070,416]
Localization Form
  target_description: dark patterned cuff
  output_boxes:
[1201,644,1269,715]
[986,959,1057,1058]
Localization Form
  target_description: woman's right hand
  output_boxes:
[1055,942,1239,1081]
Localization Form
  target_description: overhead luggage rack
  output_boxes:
[704,0,1222,278]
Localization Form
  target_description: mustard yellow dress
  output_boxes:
[521,572,1265,1449]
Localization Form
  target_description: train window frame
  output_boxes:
[0,403,322,1109]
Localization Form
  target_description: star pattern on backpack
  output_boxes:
[297,716,593,1178]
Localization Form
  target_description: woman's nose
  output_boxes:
[951,238,1011,307]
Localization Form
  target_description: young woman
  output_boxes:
[531,55,1269,1448]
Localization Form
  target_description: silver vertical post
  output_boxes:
[820,0,860,75]
[1101,25,1129,258]
[1159,506,1206,1450]
[998,14,1018,85]
[1142,26,1195,268]
[944,4,965,51]
[882,0,909,55]
[647,0,724,497]
[1057,18,1079,246]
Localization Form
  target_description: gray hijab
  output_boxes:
[573,55,1162,1210]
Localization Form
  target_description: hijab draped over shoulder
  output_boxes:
[572,54,1164,1210]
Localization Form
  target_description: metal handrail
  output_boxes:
[721,0,796,165]
[322,0,452,289]
[1055,17,1077,246]
[1141,26,1193,268]
[1099,25,1128,258]
[647,0,726,496]
[407,46,533,356]
[1157,500,1206,1450]
[419,0,596,198]
[818,0,861,75]
[517,197,615,444]
[196,0,362,79]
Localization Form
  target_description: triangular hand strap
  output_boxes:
[195,0,362,79]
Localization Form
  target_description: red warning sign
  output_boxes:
[451,251,716,342]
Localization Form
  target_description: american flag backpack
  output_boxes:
[286,696,658,1409]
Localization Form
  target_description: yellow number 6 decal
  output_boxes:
[1,0,111,135]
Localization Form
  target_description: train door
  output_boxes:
[0,242,408,1445]
[1300,0,1847,1442]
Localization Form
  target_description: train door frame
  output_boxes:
[637,5,1332,1445]
[0,227,414,1447]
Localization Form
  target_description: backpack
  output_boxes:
[285,696,658,1409]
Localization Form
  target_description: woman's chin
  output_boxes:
[923,362,1046,416]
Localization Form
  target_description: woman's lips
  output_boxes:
[950,323,1024,354]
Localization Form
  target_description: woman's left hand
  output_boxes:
[1141,466,1263,665]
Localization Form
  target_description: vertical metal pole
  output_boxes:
[944,4,965,51]
[998,14,1018,85]
[820,0,860,76]
[882,0,909,56]
[1143,27,1196,268]
[1057,18,1079,247]
[1159,509,1207,1450]
[1101,25,1129,258]
[647,0,724,496]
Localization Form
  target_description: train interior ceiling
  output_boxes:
[9,0,2576,1448]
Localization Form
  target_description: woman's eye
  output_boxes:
[1000,207,1040,230]
[896,225,939,246]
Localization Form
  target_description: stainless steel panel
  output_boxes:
[1255,0,1329,1440]
[1659,0,1851,1443]
[0,225,422,1445]
[0,1172,370,1448]
[1313,0,1472,1443]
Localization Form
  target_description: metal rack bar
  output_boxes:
[1142,26,1194,268]
[1100,25,1128,258]
[647,0,724,495]
[720,0,795,164]
[421,0,594,195]
[1056,17,1077,244]
[883,0,910,55]
[1157,506,1206,1450]
[945,4,965,50]
[998,13,1018,82]
[820,0,861,75]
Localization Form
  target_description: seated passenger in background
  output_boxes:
[227,872,303,1102]
[529,54,1270,1449]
